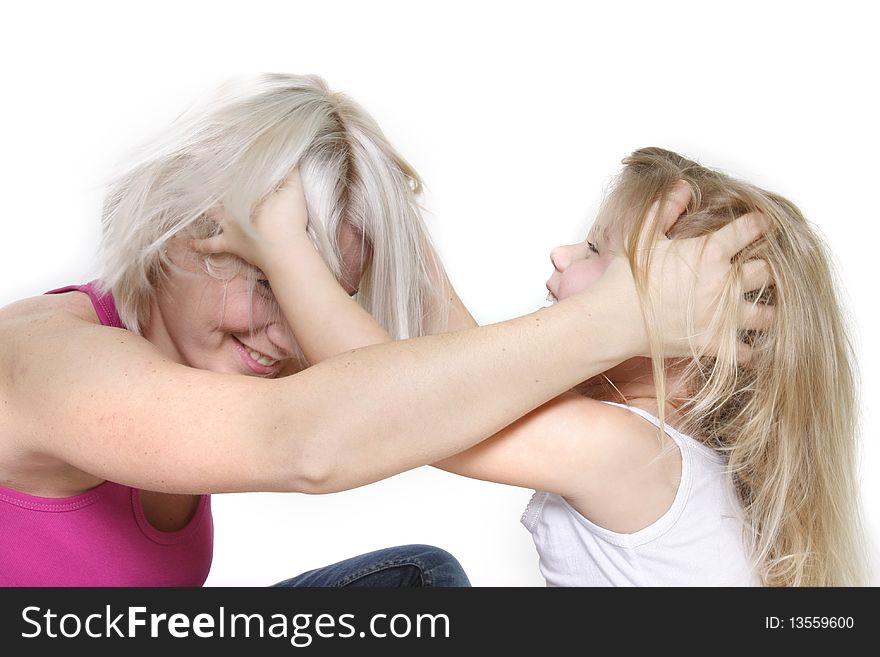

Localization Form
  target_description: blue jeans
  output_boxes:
[271,544,471,587]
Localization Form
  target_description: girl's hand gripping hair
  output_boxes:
[191,169,388,365]
[191,169,311,276]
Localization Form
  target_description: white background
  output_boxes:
[1,1,877,585]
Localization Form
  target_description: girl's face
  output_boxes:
[146,223,369,377]
[545,232,614,302]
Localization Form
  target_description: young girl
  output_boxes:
[206,146,865,586]
[442,147,867,586]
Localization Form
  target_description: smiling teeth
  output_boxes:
[248,349,278,367]
[546,291,558,304]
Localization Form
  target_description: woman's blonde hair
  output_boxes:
[98,73,449,339]
[593,147,866,586]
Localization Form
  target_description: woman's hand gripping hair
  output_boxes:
[594,180,772,362]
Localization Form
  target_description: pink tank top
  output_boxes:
[0,281,214,586]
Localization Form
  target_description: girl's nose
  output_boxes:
[550,245,574,272]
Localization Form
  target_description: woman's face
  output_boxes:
[545,233,613,302]
[146,222,369,377]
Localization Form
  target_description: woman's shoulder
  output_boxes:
[0,291,105,395]
[0,290,100,330]
[0,291,109,372]
[0,293,107,496]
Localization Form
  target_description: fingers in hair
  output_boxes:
[712,212,769,259]
[648,180,693,235]
[740,258,772,293]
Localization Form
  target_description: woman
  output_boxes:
[0,75,768,586]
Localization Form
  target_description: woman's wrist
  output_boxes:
[586,259,647,354]
[548,273,647,368]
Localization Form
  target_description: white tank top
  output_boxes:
[521,402,762,586]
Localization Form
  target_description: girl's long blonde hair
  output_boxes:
[99,73,449,339]
[594,147,865,586]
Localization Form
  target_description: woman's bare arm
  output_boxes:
[2,177,767,497]
[0,276,633,496]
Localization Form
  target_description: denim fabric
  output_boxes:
[271,544,471,587]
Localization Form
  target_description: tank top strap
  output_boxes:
[45,280,125,329]
[600,400,668,431]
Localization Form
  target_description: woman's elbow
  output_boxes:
[254,439,343,494]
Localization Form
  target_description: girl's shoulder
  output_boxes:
[559,397,686,535]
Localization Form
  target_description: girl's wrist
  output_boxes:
[259,233,319,279]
